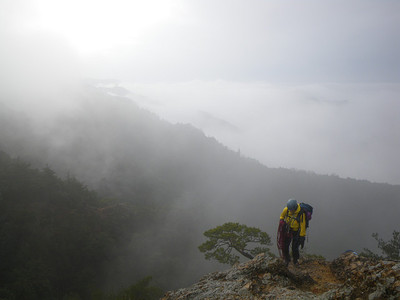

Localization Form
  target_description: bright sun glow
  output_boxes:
[32,0,177,55]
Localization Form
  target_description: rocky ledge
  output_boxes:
[162,252,400,300]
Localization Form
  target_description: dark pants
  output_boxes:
[283,230,301,265]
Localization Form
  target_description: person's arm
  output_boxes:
[298,213,306,248]
[300,212,306,237]
[280,207,288,220]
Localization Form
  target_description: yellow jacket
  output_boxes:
[280,204,306,237]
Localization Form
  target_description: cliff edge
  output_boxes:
[163,252,400,299]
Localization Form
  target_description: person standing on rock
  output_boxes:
[279,199,306,266]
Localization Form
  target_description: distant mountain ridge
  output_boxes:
[0,84,399,290]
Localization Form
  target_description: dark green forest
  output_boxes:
[0,151,163,299]
[1,85,399,298]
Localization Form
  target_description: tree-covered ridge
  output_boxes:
[0,151,154,299]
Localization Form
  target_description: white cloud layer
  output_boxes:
[0,0,399,184]
[128,81,400,184]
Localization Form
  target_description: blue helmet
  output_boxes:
[287,199,298,211]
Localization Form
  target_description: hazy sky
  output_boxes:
[1,0,399,184]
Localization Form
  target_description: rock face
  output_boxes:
[330,252,400,299]
[162,252,400,300]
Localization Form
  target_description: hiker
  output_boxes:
[279,199,306,266]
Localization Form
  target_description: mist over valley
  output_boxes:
[1,0,399,298]
[1,84,399,296]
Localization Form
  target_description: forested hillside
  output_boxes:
[0,151,159,299]
[1,85,399,297]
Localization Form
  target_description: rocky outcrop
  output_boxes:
[162,252,400,300]
[330,252,400,299]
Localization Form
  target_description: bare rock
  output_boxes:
[330,252,400,299]
[163,252,400,300]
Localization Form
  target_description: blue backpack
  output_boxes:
[298,203,313,228]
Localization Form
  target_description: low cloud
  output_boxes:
[127,80,400,185]
[1,0,399,185]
